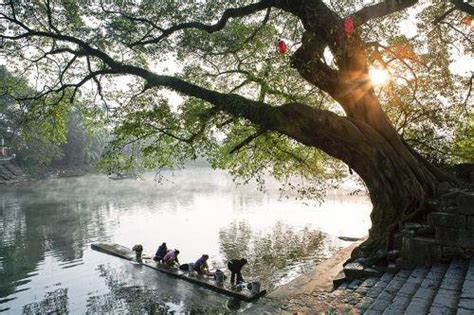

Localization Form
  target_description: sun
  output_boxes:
[369,67,391,86]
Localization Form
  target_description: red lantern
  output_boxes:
[344,17,355,36]
[278,39,287,54]
[462,16,472,26]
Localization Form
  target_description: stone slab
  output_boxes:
[458,297,474,310]
[435,229,474,249]
[468,216,474,230]
[440,278,464,291]
[460,280,474,299]
[405,298,431,314]
[397,281,421,297]
[413,287,437,300]
[380,273,394,283]
[457,193,474,215]
[458,308,474,315]
[366,298,391,311]
[343,262,364,279]
[443,246,466,259]
[436,226,460,246]
[355,296,374,310]
[366,283,388,299]
[430,212,467,228]
[382,308,405,315]
[402,236,443,264]
[364,309,384,315]
[347,279,363,290]
[430,305,457,315]
[432,289,461,309]
[361,278,380,288]
[459,230,474,248]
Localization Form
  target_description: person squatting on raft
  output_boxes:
[153,242,167,263]
[227,258,247,285]
[132,244,143,261]
[163,249,180,266]
[193,254,210,275]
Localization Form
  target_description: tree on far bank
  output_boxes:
[1,0,472,261]
[0,66,105,172]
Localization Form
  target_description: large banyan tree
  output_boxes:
[1,0,473,261]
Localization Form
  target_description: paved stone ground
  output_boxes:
[268,257,474,314]
[334,258,474,314]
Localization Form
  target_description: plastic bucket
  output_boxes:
[250,281,261,294]
[214,271,224,284]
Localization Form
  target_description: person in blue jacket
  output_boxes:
[153,242,167,263]
[194,254,210,275]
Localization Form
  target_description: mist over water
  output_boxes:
[0,168,371,313]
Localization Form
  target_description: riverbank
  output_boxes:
[0,160,91,185]
[249,241,362,313]
[0,160,28,184]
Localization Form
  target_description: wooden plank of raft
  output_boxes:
[91,243,266,302]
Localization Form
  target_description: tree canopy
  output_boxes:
[1,0,473,255]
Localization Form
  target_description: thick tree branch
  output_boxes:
[351,0,418,26]
[450,0,474,15]
[432,7,456,25]
[131,0,276,46]
[2,17,367,169]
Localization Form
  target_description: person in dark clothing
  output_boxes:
[227,258,247,285]
[153,242,167,263]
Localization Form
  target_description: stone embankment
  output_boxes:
[342,186,474,280]
[397,186,474,267]
[0,160,27,184]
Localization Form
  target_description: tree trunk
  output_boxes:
[273,88,456,263]
[330,91,455,262]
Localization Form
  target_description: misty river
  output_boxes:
[0,168,371,313]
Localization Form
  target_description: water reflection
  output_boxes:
[22,288,69,314]
[0,170,371,313]
[0,196,108,304]
[85,264,243,314]
[85,265,173,314]
[218,221,331,291]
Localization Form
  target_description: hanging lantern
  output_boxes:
[462,16,472,26]
[278,39,287,54]
[344,17,355,36]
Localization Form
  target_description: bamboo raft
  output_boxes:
[91,243,266,302]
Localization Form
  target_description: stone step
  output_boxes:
[457,258,474,314]
[404,262,449,314]
[341,277,379,305]
[429,260,468,314]
[356,273,394,311]
[381,265,430,314]
[363,269,413,313]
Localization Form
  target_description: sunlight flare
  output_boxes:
[369,67,391,86]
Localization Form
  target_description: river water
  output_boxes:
[0,168,371,314]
